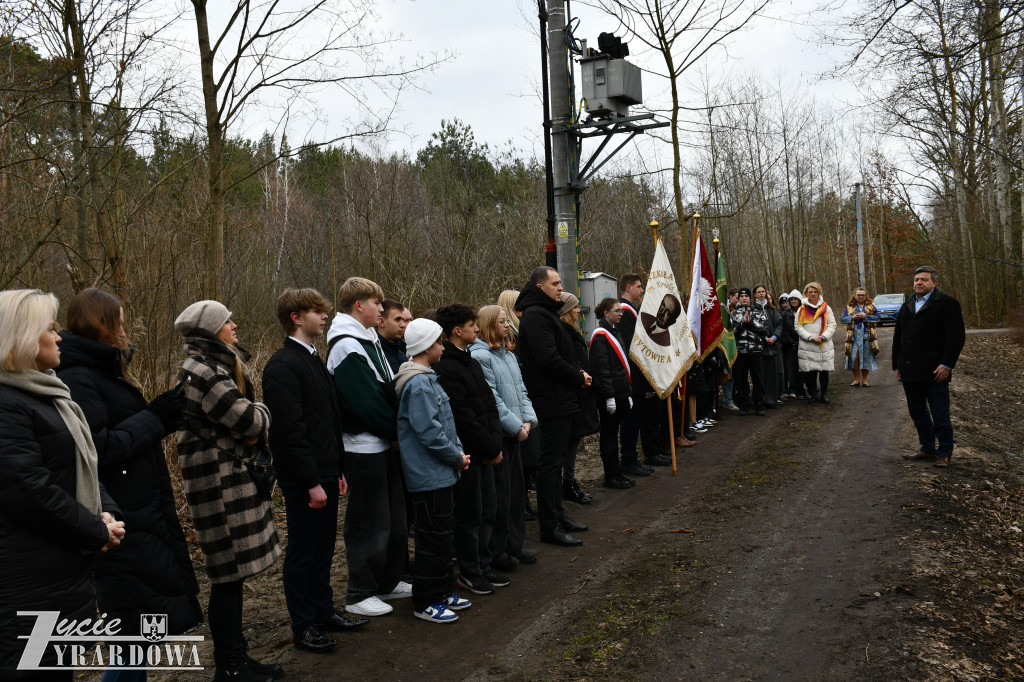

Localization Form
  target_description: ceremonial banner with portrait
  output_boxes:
[629,239,698,398]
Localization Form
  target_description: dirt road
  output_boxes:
[198,327,917,682]
[158,327,942,681]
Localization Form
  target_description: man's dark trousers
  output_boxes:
[537,414,573,536]
[280,477,339,635]
[903,381,953,458]
[620,367,652,466]
[732,353,764,408]
[411,486,456,610]
[344,449,408,604]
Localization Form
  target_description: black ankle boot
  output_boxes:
[562,479,584,503]
[571,479,592,504]
[819,393,830,404]
[240,638,284,680]
[213,650,274,682]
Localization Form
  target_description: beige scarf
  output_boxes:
[0,368,102,515]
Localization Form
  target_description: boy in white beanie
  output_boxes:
[395,318,472,623]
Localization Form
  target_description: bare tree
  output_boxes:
[591,0,771,254]
[190,0,449,298]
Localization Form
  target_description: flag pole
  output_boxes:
[680,214,701,474]
[650,220,679,476]
[713,236,722,414]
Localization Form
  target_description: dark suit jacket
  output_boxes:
[891,288,966,383]
[263,337,345,486]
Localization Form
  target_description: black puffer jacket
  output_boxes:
[0,381,120,675]
[780,308,799,348]
[563,321,600,438]
[756,301,783,357]
[515,286,584,418]
[589,319,631,403]
[434,342,502,462]
[262,338,345,486]
[56,332,202,637]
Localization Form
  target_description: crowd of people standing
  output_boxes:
[0,264,965,681]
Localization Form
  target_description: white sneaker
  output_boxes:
[723,402,740,411]
[345,596,393,616]
[379,580,413,600]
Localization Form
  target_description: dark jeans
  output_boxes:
[490,437,526,560]
[537,414,573,536]
[344,449,408,604]
[411,486,456,610]
[782,346,799,394]
[208,580,244,657]
[599,399,625,480]
[279,477,339,634]
[453,462,497,577]
[733,353,764,408]
[762,353,782,403]
[903,380,954,458]
[802,370,830,397]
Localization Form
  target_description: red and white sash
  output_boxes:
[620,302,638,320]
[590,327,630,379]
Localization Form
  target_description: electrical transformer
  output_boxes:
[580,56,642,119]
[579,271,619,334]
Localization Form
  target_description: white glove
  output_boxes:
[605,398,616,415]
[628,397,633,409]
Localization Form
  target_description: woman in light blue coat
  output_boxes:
[470,305,539,568]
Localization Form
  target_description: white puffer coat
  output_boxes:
[796,300,837,372]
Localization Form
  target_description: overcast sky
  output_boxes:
[218,0,861,164]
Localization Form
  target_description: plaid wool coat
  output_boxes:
[176,333,281,584]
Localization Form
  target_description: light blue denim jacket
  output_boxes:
[396,363,464,493]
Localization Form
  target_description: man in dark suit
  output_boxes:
[263,288,369,653]
[892,266,966,468]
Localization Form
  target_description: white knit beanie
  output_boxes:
[405,318,443,357]
[174,300,232,336]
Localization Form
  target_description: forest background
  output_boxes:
[1,0,1021,394]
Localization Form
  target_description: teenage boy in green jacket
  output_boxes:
[326,277,409,617]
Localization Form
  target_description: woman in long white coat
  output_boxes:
[796,281,837,404]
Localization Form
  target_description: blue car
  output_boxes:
[873,293,905,325]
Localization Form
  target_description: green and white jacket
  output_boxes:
[326,313,398,453]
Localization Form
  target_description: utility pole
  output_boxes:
[538,1,557,269]
[546,0,579,293]
[855,182,865,286]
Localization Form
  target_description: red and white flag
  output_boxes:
[686,232,726,361]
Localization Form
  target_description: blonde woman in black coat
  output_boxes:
[0,289,125,681]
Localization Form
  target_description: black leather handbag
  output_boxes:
[245,442,277,502]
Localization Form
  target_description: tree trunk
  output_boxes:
[65,0,123,293]
[983,0,1014,306]
[193,0,225,300]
